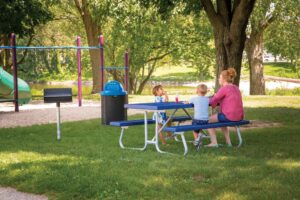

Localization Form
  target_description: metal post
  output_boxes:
[56,102,61,140]
[99,35,104,91]
[124,51,129,91]
[11,33,19,112]
[77,36,82,107]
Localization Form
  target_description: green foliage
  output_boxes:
[102,0,214,93]
[0,0,53,37]
[1,0,215,94]
[264,1,300,68]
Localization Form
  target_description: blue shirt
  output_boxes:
[189,96,209,120]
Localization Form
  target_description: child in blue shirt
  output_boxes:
[189,84,209,146]
[152,85,170,145]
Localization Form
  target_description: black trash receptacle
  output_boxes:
[101,81,128,125]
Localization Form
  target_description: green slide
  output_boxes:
[0,66,31,104]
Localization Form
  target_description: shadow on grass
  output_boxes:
[0,106,300,199]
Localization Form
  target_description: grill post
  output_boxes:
[56,102,61,140]
[44,88,72,140]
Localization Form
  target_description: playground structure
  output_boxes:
[0,33,129,112]
[0,66,31,104]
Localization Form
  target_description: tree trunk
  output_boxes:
[201,0,256,91]
[0,36,11,71]
[245,32,265,95]
[213,25,245,90]
[74,0,102,93]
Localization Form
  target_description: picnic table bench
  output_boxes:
[163,120,250,155]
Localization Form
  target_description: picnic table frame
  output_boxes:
[124,102,193,154]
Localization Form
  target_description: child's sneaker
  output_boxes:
[193,134,203,147]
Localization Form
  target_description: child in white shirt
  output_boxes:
[189,84,209,146]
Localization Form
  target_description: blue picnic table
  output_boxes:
[111,102,193,154]
[111,102,250,155]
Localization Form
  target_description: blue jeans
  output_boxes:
[192,119,209,133]
[217,113,232,122]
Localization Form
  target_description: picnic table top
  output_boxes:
[124,102,194,110]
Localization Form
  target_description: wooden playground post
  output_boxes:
[124,52,129,91]
[10,33,19,112]
[99,35,104,91]
[77,36,82,107]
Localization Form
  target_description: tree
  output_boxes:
[105,1,215,94]
[104,1,184,94]
[72,0,99,93]
[0,0,53,70]
[245,0,300,94]
[264,1,300,77]
[139,0,256,90]
[245,1,288,95]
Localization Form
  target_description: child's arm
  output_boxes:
[163,91,169,102]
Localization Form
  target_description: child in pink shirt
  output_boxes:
[206,68,244,147]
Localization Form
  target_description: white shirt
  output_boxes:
[189,96,209,120]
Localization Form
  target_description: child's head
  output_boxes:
[196,84,208,96]
[219,67,237,86]
[152,85,164,96]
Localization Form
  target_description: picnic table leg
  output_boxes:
[142,111,148,150]
[117,112,150,151]
[154,112,167,154]
[151,109,178,141]
[177,132,188,155]
[236,126,243,147]
[118,126,147,150]
[119,127,127,148]
[182,108,192,119]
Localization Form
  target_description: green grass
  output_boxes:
[266,87,300,96]
[264,62,300,79]
[150,65,200,82]
[1,96,300,199]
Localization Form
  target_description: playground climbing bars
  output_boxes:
[0,34,129,111]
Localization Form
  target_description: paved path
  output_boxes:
[0,187,48,200]
[0,101,143,128]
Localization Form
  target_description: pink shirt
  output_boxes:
[209,84,244,121]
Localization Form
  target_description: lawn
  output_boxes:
[0,96,300,199]
[264,62,300,79]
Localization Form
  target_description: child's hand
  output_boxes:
[183,101,190,104]
[162,91,169,102]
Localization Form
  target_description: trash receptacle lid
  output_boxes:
[101,80,127,96]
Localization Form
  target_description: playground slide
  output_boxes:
[0,66,31,104]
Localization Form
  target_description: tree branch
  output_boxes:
[217,0,231,26]
[200,0,219,28]
[259,15,276,31]
[74,0,82,13]
[230,0,256,38]
[146,50,174,63]
[232,0,242,13]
